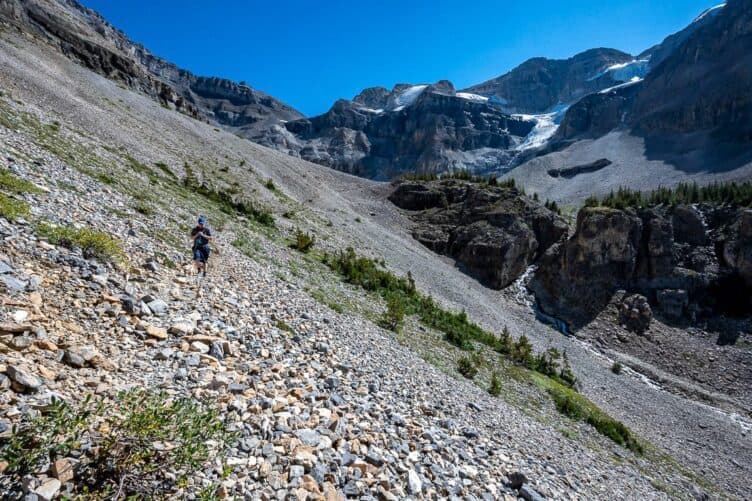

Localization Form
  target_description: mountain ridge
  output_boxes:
[0,0,304,138]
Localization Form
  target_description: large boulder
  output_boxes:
[618,293,653,334]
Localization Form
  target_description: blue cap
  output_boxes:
[198,215,207,225]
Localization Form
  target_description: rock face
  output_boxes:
[389,180,567,288]
[0,0,303,138]
[633,0,752,140]
[273,83,535,179]
[531,204,752,328]
[462,48,636,114]
[550,1,752,169]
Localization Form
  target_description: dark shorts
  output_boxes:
[193,246,210,263]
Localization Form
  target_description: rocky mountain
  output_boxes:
[0,0,303,138]
[462,48,640,114]
[526,0,752,197]
[261,3,742,182]
[260,81,535,179]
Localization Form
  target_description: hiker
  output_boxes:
[190,215,213,276]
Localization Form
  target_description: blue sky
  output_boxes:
[81,0,718,116]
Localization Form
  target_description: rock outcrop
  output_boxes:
[531,204,752,329]
[389,180,567,288]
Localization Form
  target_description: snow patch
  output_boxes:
[456,92,489,102]
[598,76,643,94]
[693,2,726,23]
[390,85,428,111]
[588,59,649,82]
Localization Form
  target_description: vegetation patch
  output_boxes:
[0,390,232,497]
[289,229,315,253]
[183,166,275,227]
[154,161,177,178]
[324,247,640,450]
[585,181,752,210]
[133,201,154,216]
[36,222,124,262]
[0,193,31,221]
[457,355,480,379]
[528,371,643,453]
[489,371,502,396]
[378,293,405,332]
[0,169,42,194]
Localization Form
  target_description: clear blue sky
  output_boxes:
[81,0,718,116]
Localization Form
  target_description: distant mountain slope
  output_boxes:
[261,81,536,179]
[638,2,727,68]
[462,48,637,114]
[549,0,750,167]
[0,0,303,138]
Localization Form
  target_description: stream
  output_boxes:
[511,264,752,433]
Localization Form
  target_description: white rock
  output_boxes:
[34,478,61,501]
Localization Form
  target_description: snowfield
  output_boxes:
[513,104,569,151]
[391,84,428,111]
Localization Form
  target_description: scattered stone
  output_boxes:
[6,365,42,392]
[146,298,168,315]
[51,458,75,483]
[33,478,61,501]
[520,484,547,501]
[145,325,168,340]
[407,469,422,495]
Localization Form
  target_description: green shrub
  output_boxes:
[265,178,276,191]
[379,293,406,332]
[0,169,42,194]
[510,335,533,366]
[489,371,502,396]
[546,382,642,453]
[544,199,561,215]
[134,201,153,215]
[36,222,124,262]
[457,356,478,379]
[154,161,176,178]
[0,390,232,496]
[290,229,315,253]
[583,195,599,208]
[95,172,116,185]
[611,361,623,375]
[0,194,30,221]
[275,320,294,333]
